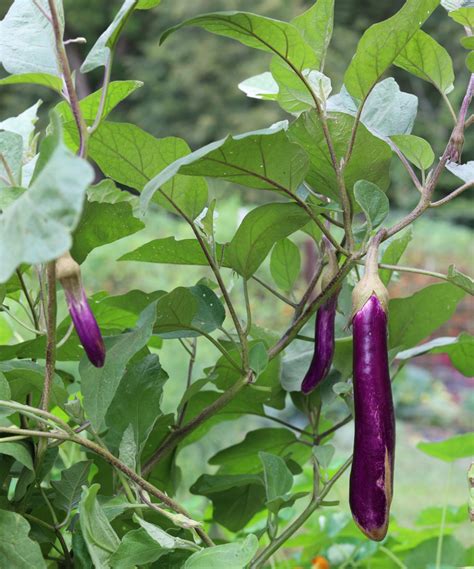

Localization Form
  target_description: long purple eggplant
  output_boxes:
[301,245,339,394]
[349,235,395,541]
[56,252,106,368]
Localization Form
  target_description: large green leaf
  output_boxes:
[390,134,435,171]
[354,180,389,231]
[105,354,168,453]
[161,11,317,111]
[388,283,466,350]
[289,111,392,201]
[226,203,309,278]
[109,529,167,569]
[327,78,418,139]
[0,118,94,282]
[57,80,143,149]
[0,511,46,569]
[120,237,225,266]
[0,442,33,471]
[447,265,474,295]
[396,333,474,377]
[191,474,266,532]
[154,285,225,338]
[72,199,144,264]
[80,302,157,431]
[79,485,120,568]
[292,0,334,70]
[394,30,455,95]
[417,433,474,462]
[88,124,208,219]
[0,0,63,77]
[449,6,474,27]
[51,461,92,515]
[270,238,301,291]
[209,428,305,475]
[380,228,413,285]
[0,73,62,93]
[0,131,23,188]
[140,123,309,215]
[260,452,294,513]
[344,0,440,101]
[184,535,258,569]
[81,0,137,73]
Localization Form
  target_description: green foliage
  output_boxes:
[0,1,472,567]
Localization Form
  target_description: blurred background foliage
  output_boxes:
[0,1,473,566]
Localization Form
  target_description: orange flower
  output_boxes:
[312,556,330,569]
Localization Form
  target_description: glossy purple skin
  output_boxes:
[301,295,337,394]
[349,295,395,541]
[65,288,106,368]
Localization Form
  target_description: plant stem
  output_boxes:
[0,306,43,335]
[316,415,352,444]
[0,153,18,186]
[435,464,453,569]
[47,0,88,157]
[41,262,57,413]
[89,54,113,135]
[379,546,408,569]
[252,275,297,308]
[250,455,353,568]
[388,139,423,192]
[177,338,197,427]
[441,92,458,125]
[142,372,253,476]
[16,270,40,331]
[430,180,473,207]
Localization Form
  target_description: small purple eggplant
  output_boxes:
[349,238,395,541]
[301,246,339,395]
[56,253,105,368]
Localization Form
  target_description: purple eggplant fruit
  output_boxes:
[56,253,106,368]
[301,245,339,394]
[349,236,395,541]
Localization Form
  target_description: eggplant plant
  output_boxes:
[0,0,472,567]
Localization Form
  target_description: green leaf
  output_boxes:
[467,50,474,72]
[461,36,474,49]
[140,123,309,215]
[0,0,63,77]
[88,178,138,207]
[79,484,120,567]
[328,78,418,138]
[396,333,474,377]
[344,0,439,101]
[447,264,474,295]
[313,444,335,469]
[81,302,157,431]
[51,461,92,515]
[136,517,197,550]
[238,72,279,101]
[394,30,455,95]
[184,535,258,569]
[191,474,266,532]
[89,124,208,219]
[354,180,389,231]
[57,80,143,148]
[81,0,137,73]
[292,0,335,70]
[0,116,94,282]
[0,131,23,188]
[260,452,293,511]
[226,203,309,278]
[389,283,465,350]
[449,7,474,27]
[391,134,435,171]
[418,433,474,462]
[136,0,162,8]
[209,428,304,475]
[109,528,167,569]
[71,199,144,264]
[105,354,168,453]
[416,505,467,526]
[0,101,41,161]
[271,238,301,291]
[405,535,466,568]
[0,511,46,569]
[0,73,63,93]
[289,112,392,202]
[0,442,33,471]
[119,237,225,266]
[446,160,474,183]
[380,228,413,285]
[249,342,269,377]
